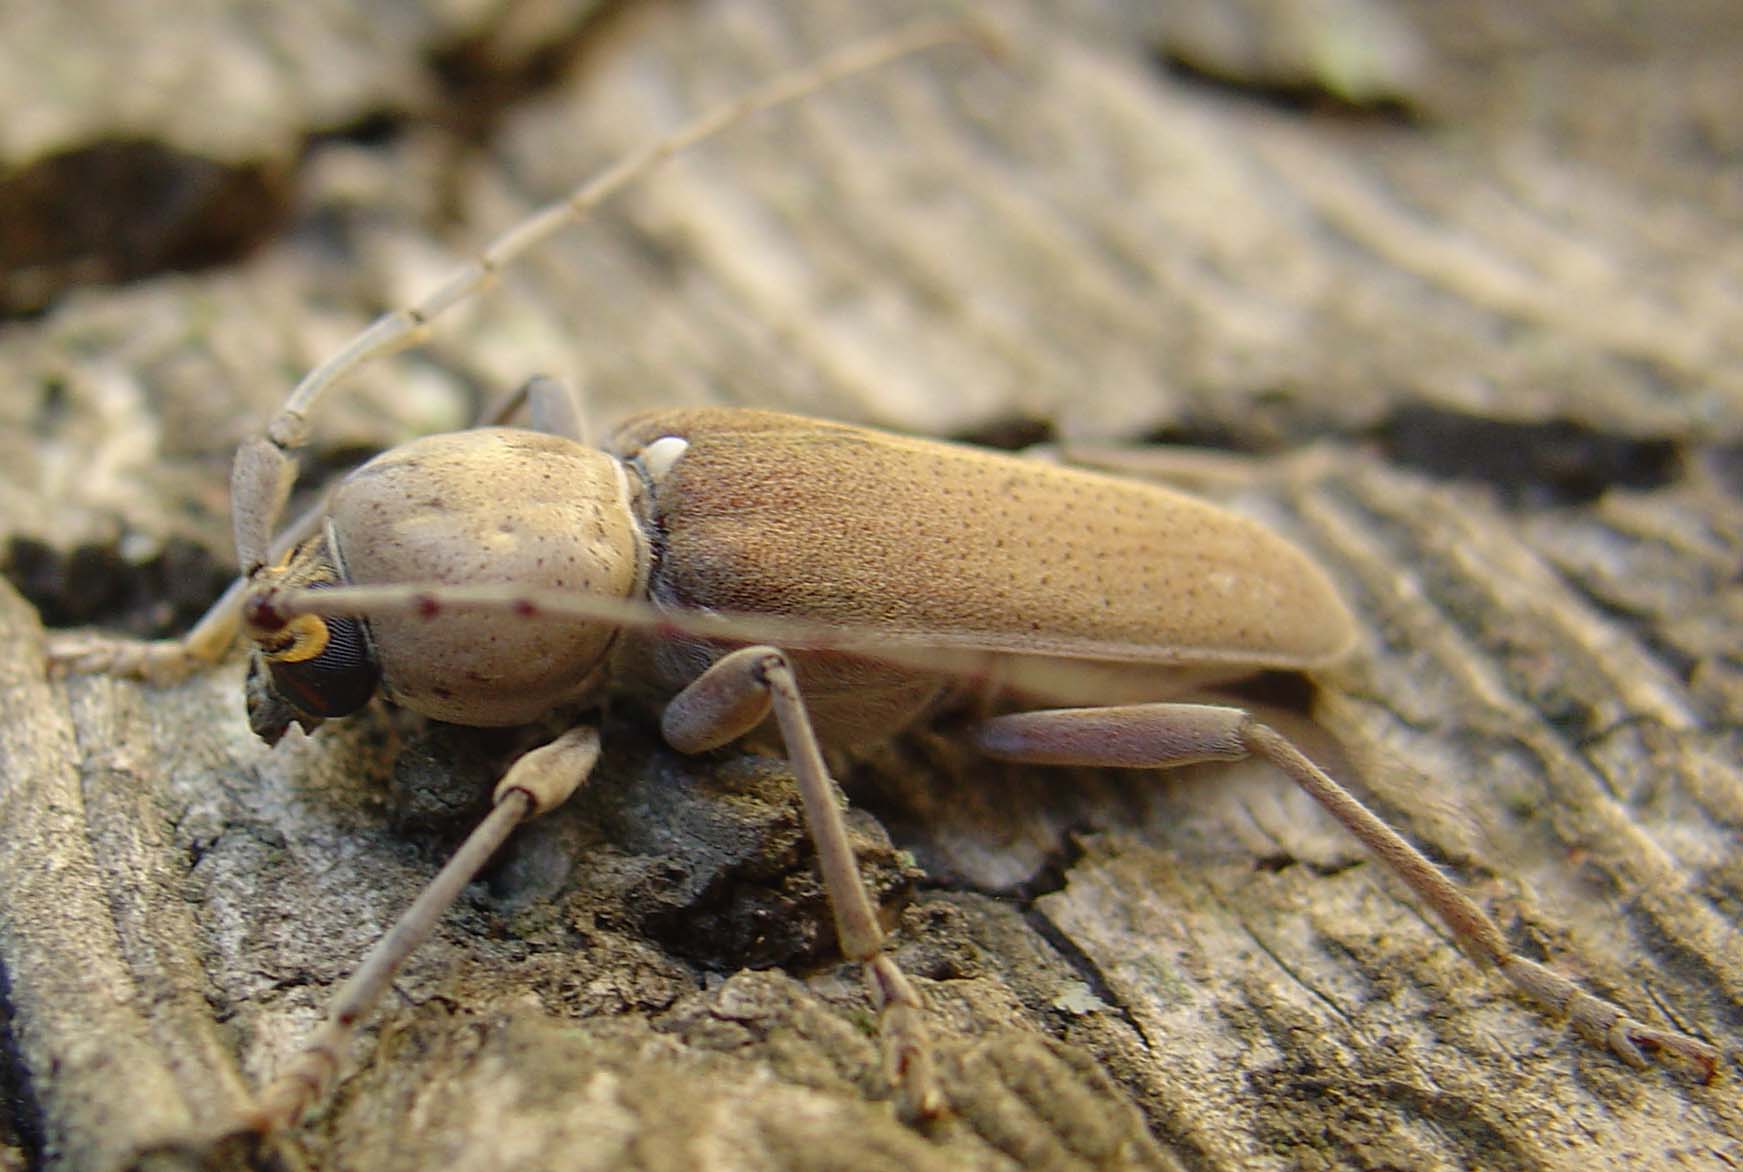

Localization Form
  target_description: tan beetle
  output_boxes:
[50,16,1720,1143]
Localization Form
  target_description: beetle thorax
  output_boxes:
[328,428,646,725]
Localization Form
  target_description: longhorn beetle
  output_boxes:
[49,13,1720,1145]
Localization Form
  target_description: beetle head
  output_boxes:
[242,534,381,745]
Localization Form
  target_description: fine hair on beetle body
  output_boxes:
[43,13,1724,1159]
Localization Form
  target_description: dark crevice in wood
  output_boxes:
[1372,406,1683,508]
[0,964,47,1172]
[0,1,624,318]
[947,415,1058,453]
[1153,50,1422,125]
[307,110,406,152]
[904,830,1156,1037]
[2,535,233,637]
[1022,903,1146,1045]
[426,0,637,150]
[1141,420,1255,454]
[0,140,292,316]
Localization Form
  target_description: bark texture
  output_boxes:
[0,1,1739,1170]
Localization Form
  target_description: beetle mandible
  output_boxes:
[48,15,1721,1143]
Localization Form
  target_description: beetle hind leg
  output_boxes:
[975,702,1722,1082]
[662,645,943,1121]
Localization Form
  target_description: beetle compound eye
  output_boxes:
[264,613,381,719]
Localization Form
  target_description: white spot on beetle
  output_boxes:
[639,436,689,485]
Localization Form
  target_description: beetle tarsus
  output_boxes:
[868,954,943,1121]
[1498,954,1721,1080]
[44,632,207,684]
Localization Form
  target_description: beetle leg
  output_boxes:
[519,374,590,443]
[662,646,943,1121]
[246,724,602,1134]
[48,378,595,684]
[975,702,1722,1083]
[43,490,334,682]
[477,374,591,443]
[44,583,246,683]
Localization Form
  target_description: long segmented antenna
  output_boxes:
[258,578,1294,682]
[230,17,991,572]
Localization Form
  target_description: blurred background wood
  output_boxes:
[0,1,1738,1169]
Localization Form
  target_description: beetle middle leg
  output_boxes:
[661,645,943,1120]
[480,373,591,443]
[974,701,1723,1081]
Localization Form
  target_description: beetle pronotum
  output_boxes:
[48,12,1721,1150]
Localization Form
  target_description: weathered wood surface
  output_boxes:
[1,1,1739,1169]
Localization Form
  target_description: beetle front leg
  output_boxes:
[975,702,1722,1082]
[247,725,602,1135]
[43,492,336,682]
[47,377,591,685]
[662,646,943,1121]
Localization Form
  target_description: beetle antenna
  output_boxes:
[229,17,990,572]
[275,579,1261,706]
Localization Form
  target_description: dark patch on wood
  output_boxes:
[0,965,46,1172]
[949,415,1057,453]
[1142,419,1255,454]
[3,535,231,636]
[584,743,915,972]
[1375,405,1682,507]
[0,140,290,314]
[1154,49,1421,124]
[427,0,629,149]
